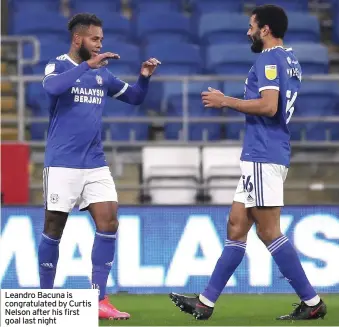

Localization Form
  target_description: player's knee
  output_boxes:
[256,225,281,245]
[96,214,119,233]
[44,227,63,239]
[43,211,68,239]
[227,215,248,242]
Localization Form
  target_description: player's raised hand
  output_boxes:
[140,58,161,77]
[208,87,224,94]
[87,52,120,69]
[201,87,226,108]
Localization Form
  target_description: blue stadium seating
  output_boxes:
[206,44,257,74]
[103,99,149,141]
[102,34,131,46]
[95,13,132,44]
[27,64,56,140]
[333,0,339,44]
[24,40,69,70]
[72,0,121,14]
[106,43,141,75]
[199,13,249,45]
[10,1,337,143]
[290,43,329,74]
[10,0,60,13]
[285,13,320,43]
[135,12,193,45]
[191,0,243,13]
[30,106,50,140]
[291,82,339,141]
[255,0,308,11]
[12,12,68,39]
[31,123,49,140]
[27,70,48,108]
[144,43,203,75]
[223,82,246,140]
[26,65,51,140]
[166,98,222,141]
[142,43,203,110]
[25,40,68,123]
[142,82,164,112]
[131,0,182,13]
[164,82,222,141]
[25,40,68,117]
[32,37,70,63]
[162,81,222,110]
[75,12,132,44]
[9,0,60,33]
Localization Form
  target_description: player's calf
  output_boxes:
[252,208,323,318]
[89,202,120,302]
[38,211,68,289]
[169,293,213,320]
[91,230,117,301]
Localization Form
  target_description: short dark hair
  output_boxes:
[252,5,288,39]
[68,13,102,35]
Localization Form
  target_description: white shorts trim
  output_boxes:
[233,161,288,208]
[43,166,118,213]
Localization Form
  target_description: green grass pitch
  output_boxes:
[99,294,339,326]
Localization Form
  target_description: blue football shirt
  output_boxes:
[43,54,128,169]
[241,46,302,167]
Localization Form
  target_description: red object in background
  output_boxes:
[1,144,29,204]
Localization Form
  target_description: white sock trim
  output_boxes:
[96,232,116,239]
[305,295,320,306]
[199,294,215,308]
[42,233,60,243]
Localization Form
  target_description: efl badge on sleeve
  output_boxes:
[45,64,55,76]
[96,75,103,86]
[265,65,277,80]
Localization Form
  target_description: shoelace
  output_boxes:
[290,302,304,316]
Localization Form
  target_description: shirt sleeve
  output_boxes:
[106,70,129,98]
[43,60,65,85]
[255,52,280,93]
[43,60,90,96]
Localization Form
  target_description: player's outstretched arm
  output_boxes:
[43,62,90,96]
[202,87,279,117]
[223,90,278,117]
[107,58,161,105]
[43,52,119,96]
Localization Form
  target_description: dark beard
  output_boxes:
[78,41,91,61]
[250,33,264,53]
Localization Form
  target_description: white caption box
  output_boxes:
[1,289,98,327]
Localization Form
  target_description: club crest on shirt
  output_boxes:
[265,65,277,80]
[50,194,59,204]
[96,75,103,86]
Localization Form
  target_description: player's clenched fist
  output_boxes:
[87,52,120,69]
[140,58,161,77]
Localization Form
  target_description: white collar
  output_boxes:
[65,54,79,66]
[262,45,292,52]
